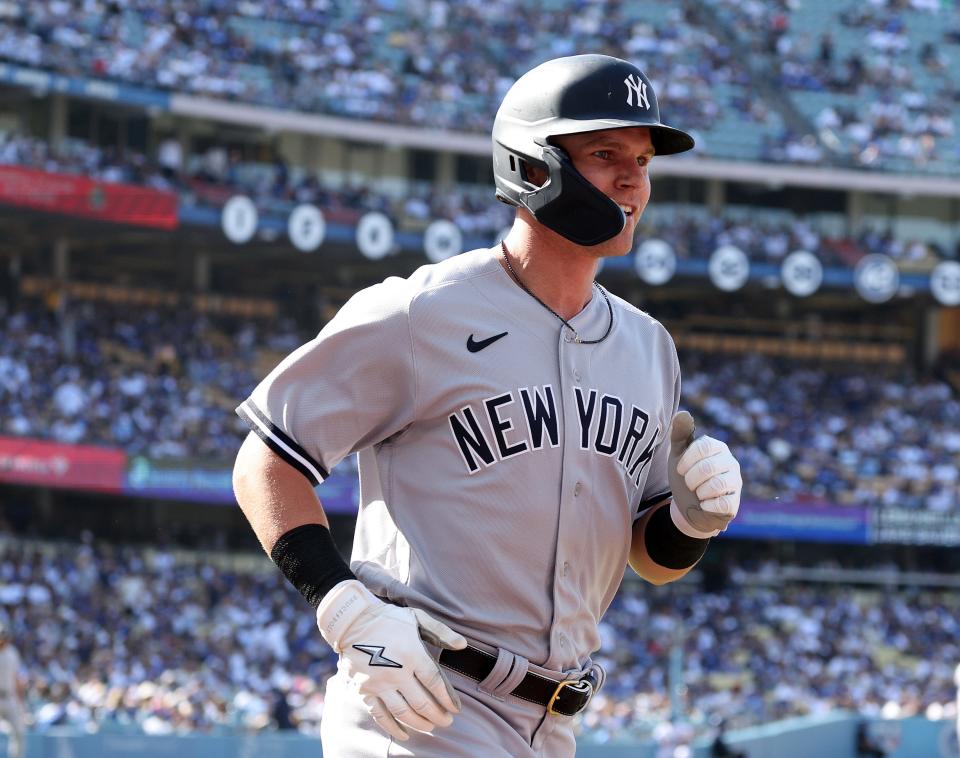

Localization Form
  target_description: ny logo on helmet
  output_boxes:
[624,74,649,109]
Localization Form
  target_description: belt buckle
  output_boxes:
[546,677,593,716]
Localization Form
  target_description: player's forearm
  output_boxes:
[234,432,355,608]
[232,431,329,554]
[628,502,708,585]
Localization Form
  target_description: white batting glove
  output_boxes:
[316,579,467,742]
[668,411,742,539]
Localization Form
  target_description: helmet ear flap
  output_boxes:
[493,144,546,204]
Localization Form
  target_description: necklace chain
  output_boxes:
[500,241,613,345]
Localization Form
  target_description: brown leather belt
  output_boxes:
[439,645,598,716]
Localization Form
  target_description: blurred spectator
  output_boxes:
[710,718,746,757]
[653,718,694,757]
[271,687,296,730]
[955,662,960,752]
[856,720,887,758]
[157,137,183,182]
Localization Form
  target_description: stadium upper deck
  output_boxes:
[0,0,956,175]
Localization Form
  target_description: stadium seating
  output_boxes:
[0,0,807,166]
[2,535,955,741]
[681,350,960,512]
[2,3,959,752]
[1,293,956,512]
[3,1,956,172]
[707,0,960,173]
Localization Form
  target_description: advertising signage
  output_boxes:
[2,436,955,547]
[723,500,870,544]
[0,165,178,229]
[0,436,125,493]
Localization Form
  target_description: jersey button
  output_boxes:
[574,482,582,497]
[562,562,570,576]
[573,370,581,383]
[563,332,573,343]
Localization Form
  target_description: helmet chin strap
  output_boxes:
[521,145,626,246]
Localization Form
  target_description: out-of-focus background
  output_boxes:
[0,1,959,757]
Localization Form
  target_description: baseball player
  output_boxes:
[0,622,26,758]
[233,54,742,757]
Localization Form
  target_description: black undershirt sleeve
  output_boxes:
[270,523,357,608]
[643,504,710,569]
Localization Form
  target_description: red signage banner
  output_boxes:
[0,165,178,229]
[0,436,126,493]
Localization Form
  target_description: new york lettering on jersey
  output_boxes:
[448,384,659,488]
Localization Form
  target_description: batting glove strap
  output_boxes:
[316,579,379,653]
[670,499,722,540]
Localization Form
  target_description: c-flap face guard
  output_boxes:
[522,143,626,247]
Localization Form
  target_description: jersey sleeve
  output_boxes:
[236,278,417,485]
[635,327,681,518]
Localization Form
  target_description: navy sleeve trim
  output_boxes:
[237,399,329,485]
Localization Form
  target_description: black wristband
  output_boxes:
[643,504,710,569]
[270,523,357,608]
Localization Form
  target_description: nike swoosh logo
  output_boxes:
[467,331,508,353]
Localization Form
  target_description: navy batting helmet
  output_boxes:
[492,54,694,246]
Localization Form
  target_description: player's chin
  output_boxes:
[598,229,636,258]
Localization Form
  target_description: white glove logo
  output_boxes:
[352,644,402,668]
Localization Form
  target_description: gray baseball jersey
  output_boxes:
[238,246,679,673]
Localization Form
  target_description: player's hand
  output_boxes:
[668,411,742,539]
[316,579,467,742]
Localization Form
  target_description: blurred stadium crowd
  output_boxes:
[0,131,511,239]
[0,131,949,266]
[2,294,959,513]
[1,536,955,741]
[0,0,957,171]
[683,351,960,512]
[590,567,959,740]
[0,1,765,143]
[0,0,959,749]
[0,297,297,460]
[0,536,335,736]
[709,0,959,171]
